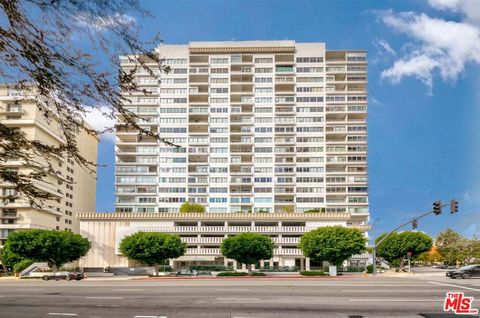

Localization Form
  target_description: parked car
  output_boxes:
[446,265,480,279]
[42,272,85,281]
[175,269,193,276]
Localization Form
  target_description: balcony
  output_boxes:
[140,226,307,234]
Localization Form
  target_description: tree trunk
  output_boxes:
[154,263,159,277]
[399,257,405,270]
[51,263,58,274]
[248,264,252,274]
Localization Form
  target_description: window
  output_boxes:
[297,77,323,83]
[211,68,228,74]
[296,57,323,63]
[173,68,187,74]
[297,67,323,73]
[255,68,273,73]
[296,96,324,103]
[255,117,273,123]
[160,107,187,113]
[210,88,228,94]
[254,177,272,183]
[210,77,229,83]
[254,77,273,83]
[254,57,273,63]
[211,58,229,64]
[254,87,273,93]
[255,97,273,103]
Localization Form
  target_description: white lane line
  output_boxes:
[217,297,259,301]
[350,298,442,302]
[342,289,439,292]
[47,313,78,316]
[429,281,480,292]
[86,296,124,300]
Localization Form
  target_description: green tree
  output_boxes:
[435,229,467,265]
[221,233,275,273]
[5,230,91,273]
[179,201,205,213]
[299,226,367,273]
[376,231,432,268]
[0,244,26,271]
[0,1,172,204]
[119,232,186,276]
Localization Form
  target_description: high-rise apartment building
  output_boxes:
[0,85,98,244]
[116,41,368,216]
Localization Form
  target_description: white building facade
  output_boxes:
[115,41,368,215]
[88,41,370,271]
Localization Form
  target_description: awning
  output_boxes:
[176,256,217,261]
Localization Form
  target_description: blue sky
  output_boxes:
[93,0,480,240]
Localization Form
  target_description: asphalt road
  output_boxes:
[1,274,479,318]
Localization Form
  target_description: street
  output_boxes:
[1,274,479,317]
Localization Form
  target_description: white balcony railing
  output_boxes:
[140,226,307,234]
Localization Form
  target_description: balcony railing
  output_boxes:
[141,226,307,234]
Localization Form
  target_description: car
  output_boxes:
[175,269,193,276]
[41,272,85,281]
[446,265,480,279]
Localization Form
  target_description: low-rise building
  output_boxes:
[78,212,369,271]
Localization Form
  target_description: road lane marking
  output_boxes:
[47,313,78,316]
[112,289,143,292]
[429,281,480,292]
[349,298,442,302]
[217,297,259,300]
[86,296,124,300]
[342,289,439,292]
[16,288,44,291]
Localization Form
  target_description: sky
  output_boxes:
[88,0,480,240]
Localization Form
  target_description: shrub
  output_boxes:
[217,272,249,276]
[344,267,365,272]
[250,272,266,276]
[190,265,230,271]
[366,264,374,274]
[13,259,34,274]
[299,271,327,276]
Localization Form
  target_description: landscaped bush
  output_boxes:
[217,272,249,276]
[250,272,266,276]
[299,270,327,276]
[13,259,34,275]
[190,265,231,271]
[259,266,298,272]
[366,264,374,273]
[343,266,365,272]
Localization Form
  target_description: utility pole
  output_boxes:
[372,199,459,276]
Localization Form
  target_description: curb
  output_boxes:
[133,275,360,280]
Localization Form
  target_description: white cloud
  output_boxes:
[428,0,480,25]
[379,5,480,92]
[75,13,136,32]
[83,106,116,141]
[374,39,397,56]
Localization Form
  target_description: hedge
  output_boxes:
[299,271,327,276]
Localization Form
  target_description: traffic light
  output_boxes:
[412,218,418,229]
[433,200,442,215]
[450,199,459,214]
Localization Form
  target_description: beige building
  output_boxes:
[78,40,369,272]
[0,85,98,244]
[78,212,370,272]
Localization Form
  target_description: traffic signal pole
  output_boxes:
[372,199,458,276]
